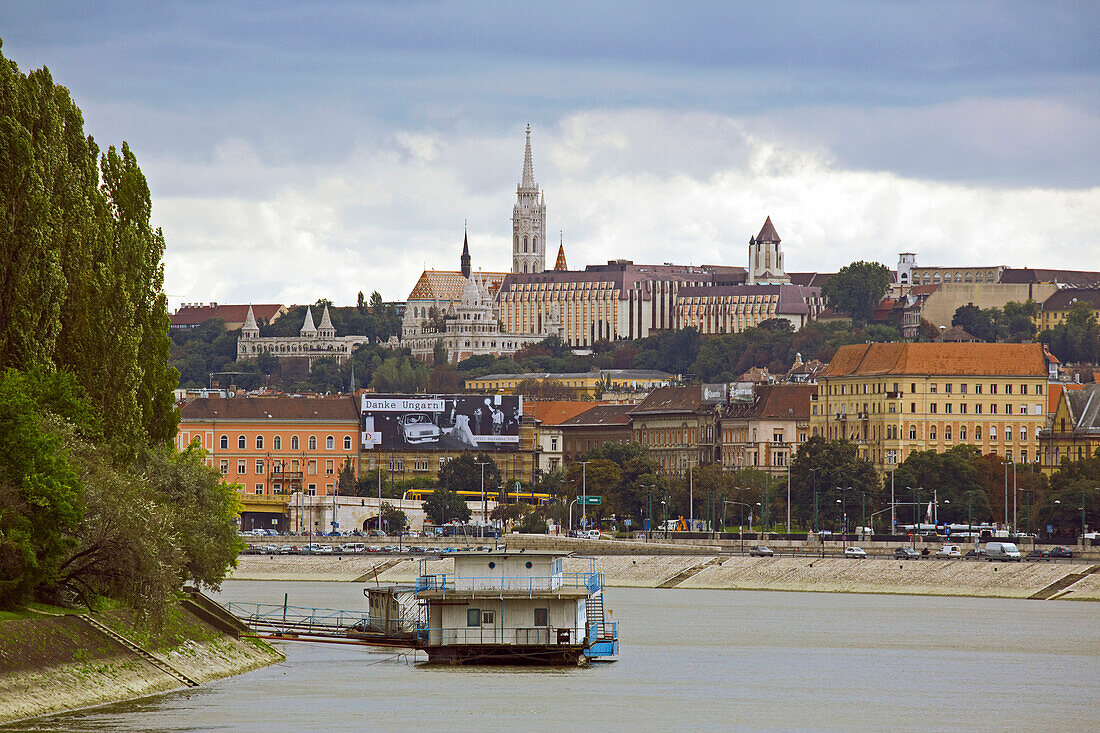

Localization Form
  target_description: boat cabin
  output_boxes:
[414,550,616,665]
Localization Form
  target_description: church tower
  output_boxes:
[512,125,546,274]
[747,216,790,285]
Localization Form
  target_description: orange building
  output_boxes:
[177,396,360,530]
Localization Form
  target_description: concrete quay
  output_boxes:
[231,546,1100,601]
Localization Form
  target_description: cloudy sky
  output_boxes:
[4,1,1098,309]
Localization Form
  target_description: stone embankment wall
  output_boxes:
[230,554,1100,600]
[0,601,283,725]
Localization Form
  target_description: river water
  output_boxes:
[12,580,1099,732]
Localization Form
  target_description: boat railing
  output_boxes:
[415,571,603,597]
[418,624,586,646]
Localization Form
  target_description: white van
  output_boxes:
[935,544,962,557]
[985,541,1022,561]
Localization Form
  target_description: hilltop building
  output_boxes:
[237,304,370,367]
[402,231,555,364]
[498,218,822,347]
[171,302,287,331]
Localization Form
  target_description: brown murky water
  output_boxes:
[12,581,1099,732]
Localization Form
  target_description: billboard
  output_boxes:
[700,383,727,404]
[360,394,522,452]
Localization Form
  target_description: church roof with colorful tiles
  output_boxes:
[406,269,508,302]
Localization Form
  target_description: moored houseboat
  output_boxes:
[412,550,618,665]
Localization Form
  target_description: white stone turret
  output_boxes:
[318,304,336,338]
[241,304,259,339]
[300,306,317,337]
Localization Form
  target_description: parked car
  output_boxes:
[843,546,868,558]
[894,546,920,560]
[1049,546,1074,559]
[748,545,774,557]
[1026,549,1051,561]
[985,541,1022,561]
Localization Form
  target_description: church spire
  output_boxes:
[521,123,535,188]
[460,221,471,278]
[555,232,567,270]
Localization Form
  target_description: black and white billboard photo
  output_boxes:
[360,394,522,452]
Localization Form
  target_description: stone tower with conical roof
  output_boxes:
[300,306,317,337]
[747,216,790,285]
[317,304,336,339]
[241,304,259,339]
[512,124,546,274]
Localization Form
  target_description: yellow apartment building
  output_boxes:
[811,343,1051,472]
[1038,289,1100,331]
[465,369,676,400]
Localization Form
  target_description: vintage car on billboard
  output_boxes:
[361,394,522,451]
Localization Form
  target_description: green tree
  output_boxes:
[892,445,992,525]
[952,304,997,341]
[336,457,357,495]
[0,51,179,450]
[371,353,429,393]
[438,453,502,493]
[432,339,448,366]
[422,487,471,525]
[822,261,892,327]
[517,509,549,534]
[0,370,86,607]
[379,502,408,534]
[789,437,879,531]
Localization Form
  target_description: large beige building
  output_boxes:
[811,343,1052,472]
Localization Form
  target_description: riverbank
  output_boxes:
[0,597,284,725]
[229,554,1100,600]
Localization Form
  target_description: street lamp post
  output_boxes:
[475,461,490,538]
[812,468,819,533]
[579,460,591,529]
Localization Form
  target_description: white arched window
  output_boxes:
[238,435,246,449]
[326,435,334,450]
[256,435,264,450]
[344,436,352,450]
[291,435,299,450]
[273,436,281,450]
[308,435,317,450]
[220,435,228,449]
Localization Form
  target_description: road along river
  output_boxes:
[11,580,1098,732]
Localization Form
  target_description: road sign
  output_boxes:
[577,496,601,505]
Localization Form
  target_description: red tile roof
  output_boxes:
[558,404,633,427]
[180,396,359,422]
[528,401,601,426]
[630,386,706,414]
[822,343,1048,378]
[170,303,284,328]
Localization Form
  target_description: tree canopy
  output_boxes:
[0,49,240,613]
[822,261,892,327]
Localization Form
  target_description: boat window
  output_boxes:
[525,561,533,568]
[534,608,548,627]
[467,609,481,627]
[482,611,495,625]
[488,562,496,569]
